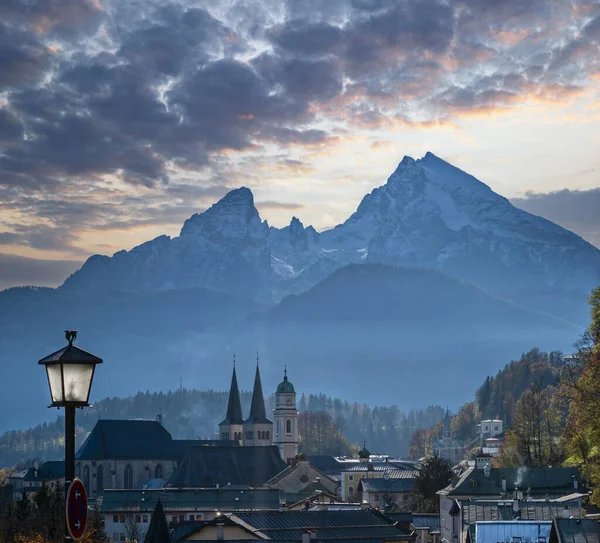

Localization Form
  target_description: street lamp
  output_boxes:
[39,330,102,542]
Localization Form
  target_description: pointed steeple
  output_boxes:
[144,500,172,543]
[245,363,270,424]
[220,358,244,426]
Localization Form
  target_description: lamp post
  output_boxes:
[39,330,102,542]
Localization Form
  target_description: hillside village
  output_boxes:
[3,350,600,543]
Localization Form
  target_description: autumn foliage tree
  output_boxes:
[413,455,453,513]
[563,287,600,506]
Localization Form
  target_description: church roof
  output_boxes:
[276,368,295,394]
[167,445,286,488]
[220,365,244,426]
[245,366,272,425]
[144,500,172,543]
[76,420,184,460]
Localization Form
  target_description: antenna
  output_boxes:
[256,351,259,367]
[233,354,236,369]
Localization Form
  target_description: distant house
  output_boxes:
[75,419,229,497]
[434,411,465,464]
[358,476,417,510]
[8,460,65,500]
[175,509,416,541]
[265,454,338,504]
[102,487,283,542]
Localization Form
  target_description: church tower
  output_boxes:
[243,359,273,446]
[219,358,244,444]
[273,367,298,463]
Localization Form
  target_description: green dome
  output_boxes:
[276,368,295,393]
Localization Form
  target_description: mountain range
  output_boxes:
[1,152,598,432]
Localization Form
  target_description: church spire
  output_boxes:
[245,364,269,423]
[220,357,244,425]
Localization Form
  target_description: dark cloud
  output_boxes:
[1,0,599,259]
[0,22,49,86]
[0,253,82,290]
[511,187,600,248]
[257,200,305,210]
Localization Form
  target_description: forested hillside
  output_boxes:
[0,390,445,468]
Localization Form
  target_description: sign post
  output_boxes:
[66,478,88,540]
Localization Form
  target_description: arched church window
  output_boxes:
[97,465,104,493]
[155,464,163,479]
[124,465,133,489]
[83,465,90,492]
[286,419,292,435]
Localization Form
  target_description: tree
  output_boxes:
[494,430,523,468]
[512,382,564,467]
[413,455,453,513]
[563,287,600,506]
[298,411,357,456]
[408,429,434,460]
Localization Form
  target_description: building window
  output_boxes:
[189,514,195,521]
[349,486,354,495]
[286,419,292,435]
[155,464,163,479]
[266,430,270,440]
[112,534,118,542]
[83,465,90,493]
[135,515,141,523]
[348,475,354,481]
[124,465,133,489]
[143,515,148,523]
[113,515,118,523]
[97,465,104,493]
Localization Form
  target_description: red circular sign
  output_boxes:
[66,478,88,540]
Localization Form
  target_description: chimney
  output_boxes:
[573,476,579,490]
[563,507,570,519]
[310,532,317,540]
[502,477,506,492]
[302,530,311,543]
[216,522,224,541]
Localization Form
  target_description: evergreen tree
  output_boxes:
[413,455,453,513]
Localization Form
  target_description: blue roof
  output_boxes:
[474,521,552,543]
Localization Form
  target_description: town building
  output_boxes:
[466,521,552,543]
[8,460,65,500]
[75,419,212,498]
[219,363,299,464]
[102,487,282,542]
[358,475,417,510]
[433,411,464,464]
[550,517,600,543]
[338,444,419,502]
[173,509,416,541]
[265,454,338,504]
[438,466,584,543]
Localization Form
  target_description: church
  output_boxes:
[219,360,299,464]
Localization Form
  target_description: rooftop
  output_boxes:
[552,518,600,543]
[473,521,552,543]
[168,445,287,488]
[101,488,283,512]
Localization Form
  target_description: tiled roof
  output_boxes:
[473,521,552,543]
[461,501,581,525]
[101,488,282,512]
[230,509,414,540]
[10,461,65,482]
[442,467,581,497]
[553,518,600,543]
[412,514,441,529]
[359,478,416,493]
[76,420,186,460]
[168,445,287,488]
[343,466,420,478]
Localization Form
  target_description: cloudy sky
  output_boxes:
[1,0,600,289]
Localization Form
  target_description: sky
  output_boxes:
[1,0,600,290]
